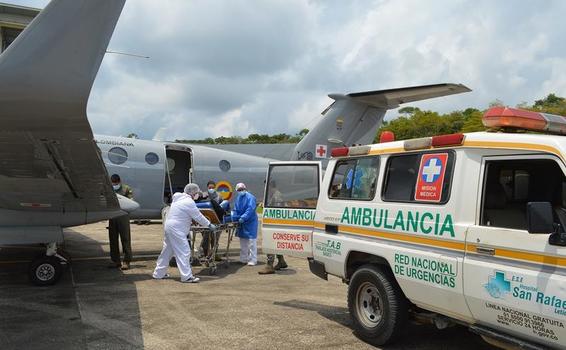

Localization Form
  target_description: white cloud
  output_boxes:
[8,0,566,140]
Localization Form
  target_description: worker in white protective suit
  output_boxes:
[153,183,216,283]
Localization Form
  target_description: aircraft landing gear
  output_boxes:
[28,243,68,286]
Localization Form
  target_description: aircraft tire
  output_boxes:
[28,256,63,286]
[348,264,408,346]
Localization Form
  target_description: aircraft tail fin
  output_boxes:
[290,83,471,163]
[0,0,126,125]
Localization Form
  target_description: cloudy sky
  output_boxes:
[9,0,566,140]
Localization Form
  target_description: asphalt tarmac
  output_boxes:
[0,222,495,350]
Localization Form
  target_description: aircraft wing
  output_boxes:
[0,0,126,223]
[346,83,471,109]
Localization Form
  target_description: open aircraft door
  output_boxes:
[261,161,321,258]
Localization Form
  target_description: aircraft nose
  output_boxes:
[116,194,140,213]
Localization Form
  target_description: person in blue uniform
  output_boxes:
[231,183,258,266]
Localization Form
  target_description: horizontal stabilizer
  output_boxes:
[292,83,470,164]
[330,83,471,109]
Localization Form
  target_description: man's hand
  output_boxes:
[238,218,244,224]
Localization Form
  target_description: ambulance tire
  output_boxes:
[348,264,408,346]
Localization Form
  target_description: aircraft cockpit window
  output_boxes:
[108,147,128,165]
[145,152,159,165]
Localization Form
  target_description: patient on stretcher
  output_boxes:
[195,199,231,224]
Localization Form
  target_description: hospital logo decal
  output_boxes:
[484,271,511,299]
[216,181,233,200]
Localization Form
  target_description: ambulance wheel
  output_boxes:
[28,256,63,286]
[348,264,408,346]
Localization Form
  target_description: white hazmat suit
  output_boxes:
[153,189,211,282]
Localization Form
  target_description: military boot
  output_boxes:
[274,256,288,270]
[258,260,275,275]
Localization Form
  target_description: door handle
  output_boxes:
[476,246,495,256]
[325,224,338,234]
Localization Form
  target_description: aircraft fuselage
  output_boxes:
[94,135,273,219]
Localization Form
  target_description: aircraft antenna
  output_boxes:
[105,50,150,59]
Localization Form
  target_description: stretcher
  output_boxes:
[190,202,238,275]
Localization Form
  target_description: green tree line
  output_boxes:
[176,128,309,144]
[374,93,566,142]
[161,93,566,145]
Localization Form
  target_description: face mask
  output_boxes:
[208,188,214,194]
[112,184,120,191]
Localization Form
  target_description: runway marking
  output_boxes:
[69,263,89,347]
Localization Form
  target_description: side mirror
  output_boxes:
[527,202,566,247]
[526,202,554,234]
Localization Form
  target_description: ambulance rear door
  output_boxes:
[261,161,321,258]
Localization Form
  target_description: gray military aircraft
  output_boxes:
[0,0,137,285]
[95,82,471,220]
[0,0,471,286]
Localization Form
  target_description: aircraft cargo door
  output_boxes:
[164,144,193,204]
[261,161,321,258]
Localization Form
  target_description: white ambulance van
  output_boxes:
[261,107,566,349]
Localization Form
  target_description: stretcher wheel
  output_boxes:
[210,267,217,275]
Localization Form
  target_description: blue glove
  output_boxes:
[208,223,217,231]
[238,218,244,224]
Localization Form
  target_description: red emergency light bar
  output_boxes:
[483,107,566,134]
[432,133,465,147]
[379,131,395,143]
[330,147,349,157]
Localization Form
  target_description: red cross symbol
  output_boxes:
[317,145,326,157]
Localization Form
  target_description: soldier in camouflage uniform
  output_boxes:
[259,181,288,274]
[109,174,134,270]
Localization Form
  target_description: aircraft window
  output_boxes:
[145,152,159,165]
[266,165,319,209]
[219,160,231,172]
[108,147,128,165]
[329,156,379,200]
[382,151,455,204]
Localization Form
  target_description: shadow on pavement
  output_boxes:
[274,299,495,350]
[0,229,146,350]
[274,299,351,327]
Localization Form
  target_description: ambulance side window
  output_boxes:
[265,165,319,209]
[382,151,455,204]
[481,158,566,230]
[328,156,380,200]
